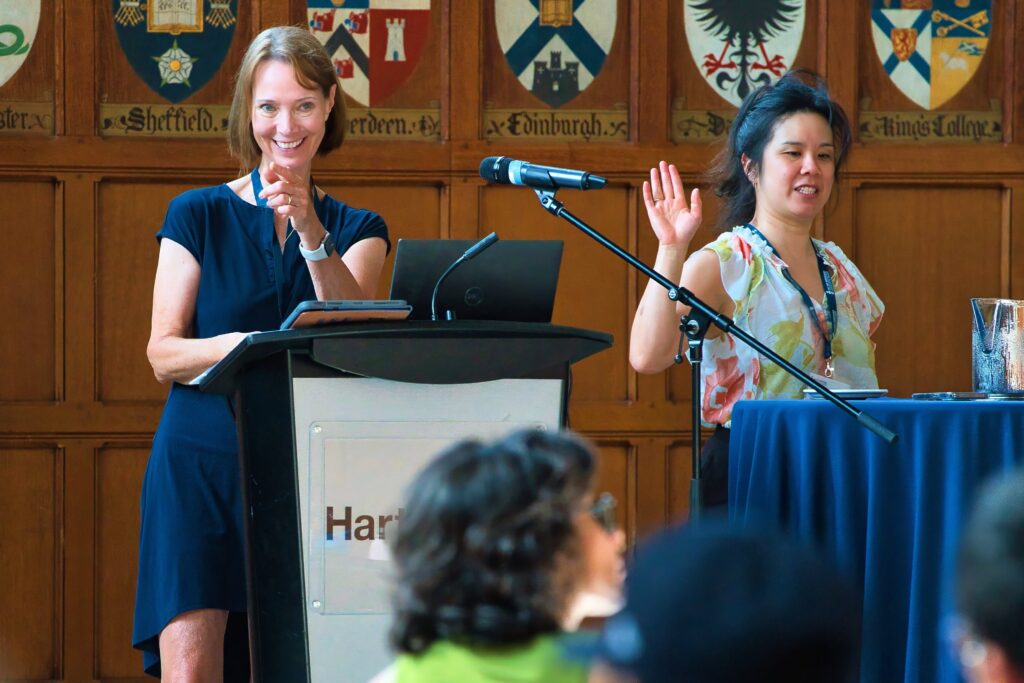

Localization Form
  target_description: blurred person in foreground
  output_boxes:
[954,471,1024,683]
[587,519,858,683]
[372,429,625,683]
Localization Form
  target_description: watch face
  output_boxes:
[323,231,336,257]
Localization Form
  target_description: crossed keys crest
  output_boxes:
[932,9,989,37]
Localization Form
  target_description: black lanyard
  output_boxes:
[744,223,838,377]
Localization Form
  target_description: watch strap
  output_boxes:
[300,231,335,261]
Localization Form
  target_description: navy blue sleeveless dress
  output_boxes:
[132,178,388,678]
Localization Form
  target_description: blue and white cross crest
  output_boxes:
[495,0,617,108]
[870,0,993,110]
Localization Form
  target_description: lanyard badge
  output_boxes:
[744,225,838,377]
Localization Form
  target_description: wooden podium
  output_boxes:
[200,321,611,682]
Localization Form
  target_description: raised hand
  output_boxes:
[642,161,702,248]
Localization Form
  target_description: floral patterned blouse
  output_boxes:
[700,224,884,427]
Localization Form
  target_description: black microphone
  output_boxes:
[431,232,499,321]
[480,156,607,191]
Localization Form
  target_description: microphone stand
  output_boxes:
[532,188,898,518]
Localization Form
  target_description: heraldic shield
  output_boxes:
[495,0,617,109]
[308,0,432,108]
[112,0,238,104]
[0,2,41,88]
[871,0,992,110]
[684,0,805,108]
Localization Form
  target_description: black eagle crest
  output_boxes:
[689,0,803,101]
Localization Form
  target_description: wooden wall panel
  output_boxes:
[633,440,668,538]
[1012,182,1024,299]
[592,440,634,544]
[854,185,1005,396]
[96,180,201,403]
[665,439,693,523]
[1,2,1023,680]
[0,179,58,402]
[0,446,59,680]
[95,445,149,680]
[320,184,444,298]
[479,185,632,402]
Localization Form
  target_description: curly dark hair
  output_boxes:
[706,68,853,231]
[389,429,596,654]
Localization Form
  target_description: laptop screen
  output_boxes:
[388,239,563,322]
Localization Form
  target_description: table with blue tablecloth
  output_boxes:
[728,398,1024,683]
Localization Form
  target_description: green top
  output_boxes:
[395,634,589,683]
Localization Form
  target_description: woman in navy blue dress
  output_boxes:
[133,26,390,680]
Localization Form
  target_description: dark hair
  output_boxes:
[597,518,857,683]
[227,26,346,169]
[389,429,596,654]
[707,69,853,230]
[957,471,1024,669]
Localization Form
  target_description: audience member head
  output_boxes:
[956,471,1024,683]
[389,429,623,654]
[707,68,852,230]
[590,519,857,683]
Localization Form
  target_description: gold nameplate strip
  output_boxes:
[0,101,55,135]
[671,110,736,143]
[859,108,1002,144]
[100,103,230,137]
[484,109,628,142]
[345,108,441,141]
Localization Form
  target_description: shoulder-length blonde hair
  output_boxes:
[227,25,346,169]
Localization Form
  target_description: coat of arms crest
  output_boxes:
[870,0,992,109]
[495,0,617,109]
[684,0,805,107]
[0,2,41,88]
[112,0,237,103]
[307,0,432,108]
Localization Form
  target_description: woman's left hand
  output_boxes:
[258,161,322,239]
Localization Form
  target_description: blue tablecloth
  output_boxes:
[729,398,1024,683]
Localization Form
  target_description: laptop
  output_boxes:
[388,239,563,322]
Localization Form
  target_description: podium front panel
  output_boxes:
[291,377,564,682]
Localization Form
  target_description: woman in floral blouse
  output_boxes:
[629,70,883,508]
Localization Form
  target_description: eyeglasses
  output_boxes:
[589,492,618,534]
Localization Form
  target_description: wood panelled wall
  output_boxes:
[1,1,1022,679]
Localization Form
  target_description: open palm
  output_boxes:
[642,161,702,247]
